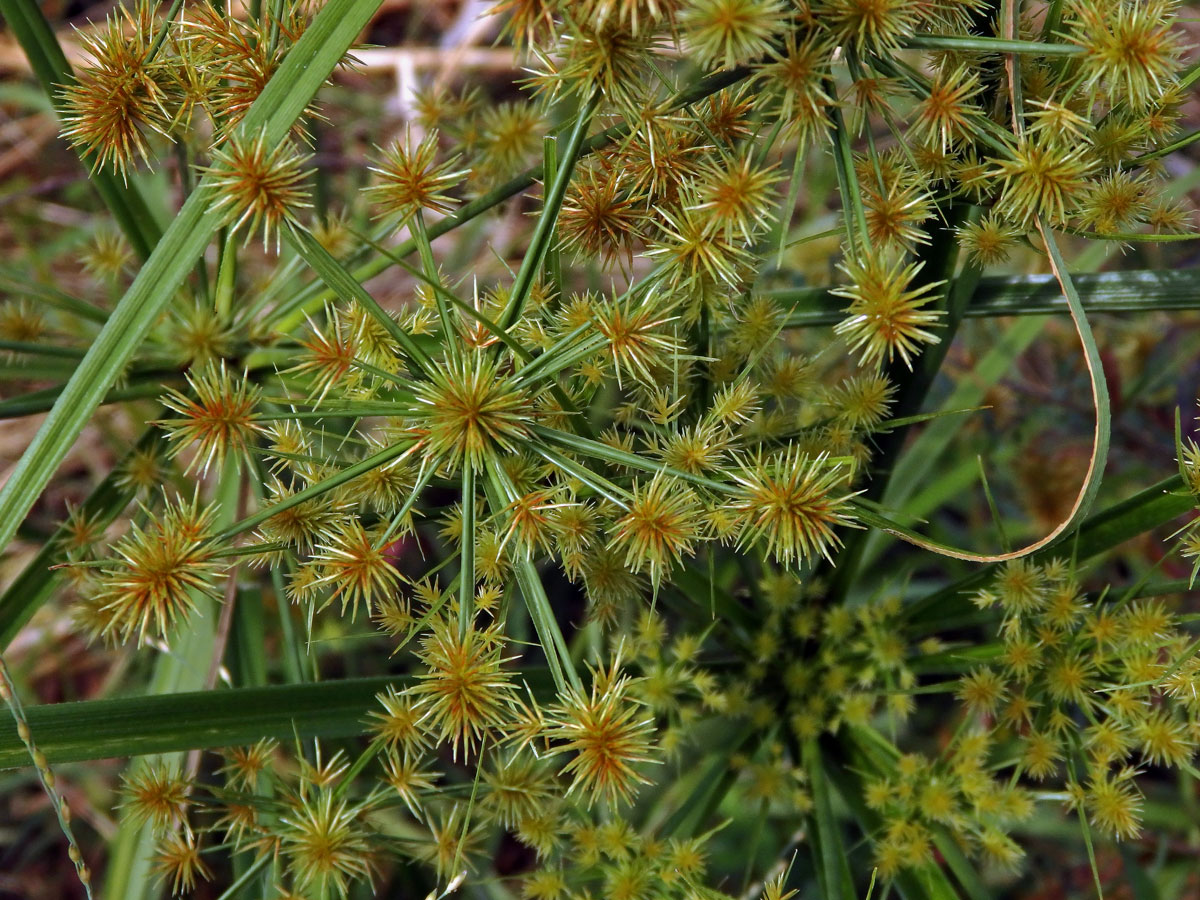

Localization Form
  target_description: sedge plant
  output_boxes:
[1,0,1200,898]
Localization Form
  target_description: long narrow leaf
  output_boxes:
[771,268,1200,327]
[0,677,402,768]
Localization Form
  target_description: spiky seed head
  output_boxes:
[59,2,171,178]
[490,0,558,49]
[475,101,546,181]
[94,494,225,645]
[498,489,572,561]
[159,360,262,474]
[257,478,348,555]
[591,295,682,389]
[990,136,1095,228]
[828,372,896,430]
[279,788,375,899]
[168,302,236,366]
[480,754,556,828]
[1079,170,1151,234]
[424,804,486,880]
[412,620,518,758]
[411,352,534,474]
[956,213,1022,266]
[609,473,703,588]
[82,228,134,281]
[382,750,439,817]
[864,181,934,252]
[680,0,787,71]
[691,154,782,244]
[365,129,467,226]
[825,0,920,52]
[832,251,944,370]
[569,0,679,35]
[313,520,403,620]
[611,119,708,207]
[757,32,832,143]
[729,449,856,567]
[1134,708,1192,768]
[182,2,326,140]
[1067,0,1185,110]
[121,763,192,832]
[957,668,1008,716]
[218,738,279,791]
[0,299,46,345]
[1084,770,1143,840]
[369,686,431,755]
[549,660,658,807]
[660,421,729,475]
[533,22,657,111]
[203,131,313,252]
[646,204,754,289]
[708,378,761,427]
[291,310,361,402]
[909,64,983,152]
[558,167,647,267]
[994,559,1045,614]
[154,830,212,896]
[110,445,164,496]
[1026,97,1092,142]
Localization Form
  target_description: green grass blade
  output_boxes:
[901,34,1081,55]
[804,739,857,900]
[499,91,600,330]
[0,0,383,564]
[858,316,1046,570]
[459,464,476,637]
[771,268,1200,326]
[0,340,84,359]
[0,672,564,769]
[0,377,175,419]
[656,721,756,838]
[844,222,1111,564]
[0,677,404,768]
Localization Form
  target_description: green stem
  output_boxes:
[499,91,601,331]
[769,268,1200,324]
[482,465,581,694]
[412,211,456,358]
[216,439,416,542]
[542,134,563,296]
[214,230,237,322]
[459,464,476,639]
[828,103,867,257]
[142,0,186,66]
[901,35,1082,55]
